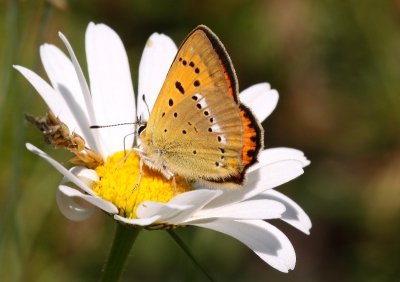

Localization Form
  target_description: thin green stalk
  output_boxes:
[0,0,19,252]
[100,223,142,282]
[0,0,54,273]
[167,230,217,282]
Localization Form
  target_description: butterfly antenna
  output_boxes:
[142,94,151,116]
[90,123,138,166]
[123,132,136,152]
[90,122,136,129]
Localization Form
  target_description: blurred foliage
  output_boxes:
[1,0,400,281]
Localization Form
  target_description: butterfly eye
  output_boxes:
[138,124,147,136]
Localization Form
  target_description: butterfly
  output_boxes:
[135,25,263,188]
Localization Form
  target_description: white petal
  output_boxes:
[185,199,285,222]
[259,189,312,234]
[26,143,95,195]
[56,186,96,221]
[40,44,97,150]
[249,148,310,173]
[136,201,192,222]
[14,65,73,124]
[165,190,222,224]
[40,44,85,108]
[191,219,296,272]
[64,166,99,188]
[202,160,304,210]
[114,214,160,226]
[58,32,104,157]
[58,185,117,214]
[86,23,136,154]
[115,190,220,226]
[137,32,177,121]
[240,83,279,123]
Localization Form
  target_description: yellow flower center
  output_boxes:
[92,151,193,219]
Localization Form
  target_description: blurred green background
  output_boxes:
[1,0,400,281]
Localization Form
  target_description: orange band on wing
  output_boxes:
[239,104,264,170]
[219,58,236,101]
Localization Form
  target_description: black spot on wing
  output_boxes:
[175,81,185,94]
[246,150,256,157]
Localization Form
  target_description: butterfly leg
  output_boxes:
[117,148,134,169]
[132,158,144,192]
[173,175,177,196]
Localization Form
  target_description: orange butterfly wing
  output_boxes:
[139,25,263,187]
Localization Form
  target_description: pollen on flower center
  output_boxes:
[92,151,193,219]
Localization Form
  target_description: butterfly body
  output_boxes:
[135,25,263,188]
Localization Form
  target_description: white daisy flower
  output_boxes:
[17,23,311,273]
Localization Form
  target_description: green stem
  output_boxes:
[166,230,217,282]
[100,223,142,282]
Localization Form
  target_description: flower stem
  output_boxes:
[100,223,142,282]
[166,230,217,282]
